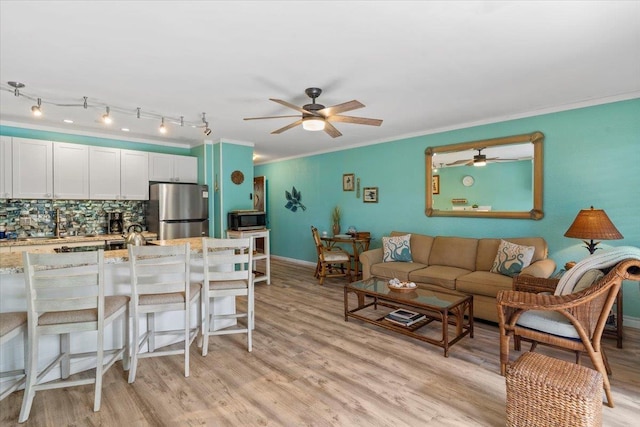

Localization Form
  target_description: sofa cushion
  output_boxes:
[490,240,535,277]
[382,234,412,262]
[391,232,434,265]
[456,271,513,298]
[477,237,548,271]
[371,262,427,282]
[409,265,471,290]
[428,236,478,271]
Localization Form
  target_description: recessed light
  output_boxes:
[121,128,130,132]
[63,119,74,124]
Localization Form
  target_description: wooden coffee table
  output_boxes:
[344,276,473,357]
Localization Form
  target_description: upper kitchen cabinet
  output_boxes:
[121,149,149,199]
[0,136,12,198]
[53,142,89,199]
[12,137,53,199]
[149,153,197,183]
[89,147,149,200]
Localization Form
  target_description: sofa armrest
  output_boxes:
[520,258,556,279]
[513,275,559,293]
[359,248,383,280]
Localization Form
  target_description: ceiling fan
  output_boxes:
[243,87,383,138]
[446,148,518,167]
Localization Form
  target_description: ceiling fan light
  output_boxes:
[473,154,487,167]
[302,117,325,131]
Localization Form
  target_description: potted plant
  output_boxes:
[331,206,341,235]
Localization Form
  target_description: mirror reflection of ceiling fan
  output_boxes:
[243,87,383,138]
[446,148,519,167]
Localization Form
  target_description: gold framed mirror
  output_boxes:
[425,131,544,219]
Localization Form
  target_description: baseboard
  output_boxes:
[271,255,316,267]
[624,315,640,330]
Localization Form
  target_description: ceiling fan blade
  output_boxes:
[327,115,383,126]
[270,98,320,116]
[446,159,473,166]
[271,119,303,134]
[244,115,300,121]
[317,100,364,117]
[323,121,342,138]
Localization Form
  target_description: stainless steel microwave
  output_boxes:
[227,210,266,231]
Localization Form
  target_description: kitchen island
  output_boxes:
[0,237,235,388]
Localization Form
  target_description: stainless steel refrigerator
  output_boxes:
[147,183,209,240]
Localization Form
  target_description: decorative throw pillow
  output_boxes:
[382,234,413,262]
[490,240,535,277]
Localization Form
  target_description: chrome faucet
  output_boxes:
[55,209,66,238]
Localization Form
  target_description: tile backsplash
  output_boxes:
[0,199,147,238]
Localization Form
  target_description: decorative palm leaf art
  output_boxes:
[285,186,306,212]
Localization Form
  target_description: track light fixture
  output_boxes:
[202,112,212,135]
[2,81,209,136]
[31,98,42,116]
[102,106,112,124]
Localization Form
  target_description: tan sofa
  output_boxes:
[359,232,556,323]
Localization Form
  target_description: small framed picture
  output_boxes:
[363,187,378,203]
[343,173,355,191]
[432,175,440,195]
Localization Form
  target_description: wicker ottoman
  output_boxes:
[506,352,603,427]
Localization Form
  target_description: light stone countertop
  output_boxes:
[0,236,202,275]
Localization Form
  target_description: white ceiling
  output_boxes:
[1,1,639,164]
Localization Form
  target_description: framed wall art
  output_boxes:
[343,173,355,191]
[432,174,440,195]
[363,187,378,203]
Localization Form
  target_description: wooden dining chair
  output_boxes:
[311,226,351,285]
[128,243,200,383]
[0,312,27,401]
[19,250,130,423]
[200,237,254,355]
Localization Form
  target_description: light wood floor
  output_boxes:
[2,258,639,426]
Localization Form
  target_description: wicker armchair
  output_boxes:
[497,258,640,408]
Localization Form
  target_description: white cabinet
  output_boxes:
[121,149,149,200]
[0,136,12,198]
[89,146,121,199]
[89,147,149,200]
[149,153,197,183]
[53,142,89,199]
[12,137,53,199]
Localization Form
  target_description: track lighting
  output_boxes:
[102,106,112,124]
[31,98,42,116]
[3,81,208,136]
[202,112,212,135]
[8,81,24,96]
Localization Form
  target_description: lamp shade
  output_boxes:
[564,206,623,241]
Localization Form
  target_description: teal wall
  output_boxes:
[211,142,254,237]
[433,160,532,211]
[255,99,640,318]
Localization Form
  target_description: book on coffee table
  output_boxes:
[385,309,426,327]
